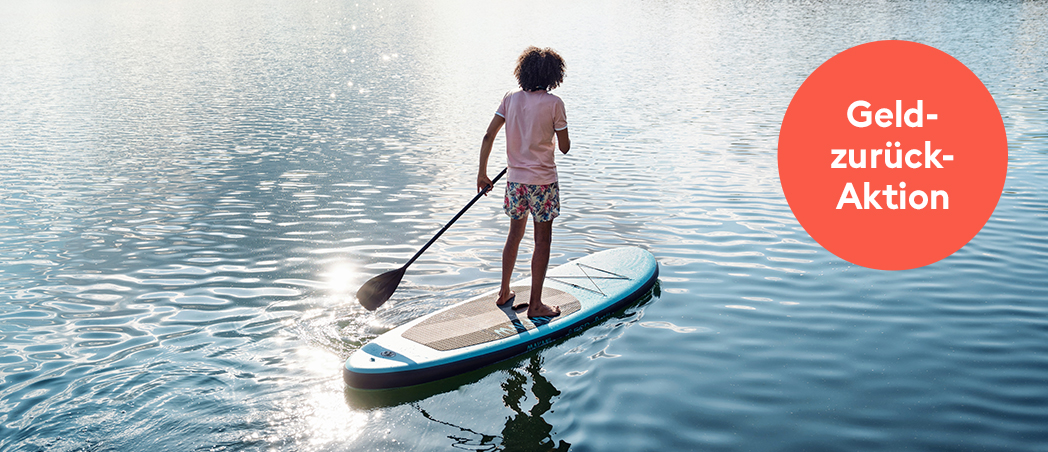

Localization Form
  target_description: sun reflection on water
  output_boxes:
[323,260,365,299]
[264,347,371,450]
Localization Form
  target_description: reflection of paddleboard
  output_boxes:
[344,247,659,390]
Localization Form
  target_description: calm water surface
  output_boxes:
[2,1,1047,451]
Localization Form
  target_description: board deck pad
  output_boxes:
[401,286,581,351]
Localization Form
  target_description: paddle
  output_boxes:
[356,167,508,311]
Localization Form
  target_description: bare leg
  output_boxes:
[527,219,560,318]
[498,217,528,305]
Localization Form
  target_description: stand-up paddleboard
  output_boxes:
[344,247,658,390]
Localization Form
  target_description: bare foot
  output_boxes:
[527,303,561,319]
[496,290,515,306]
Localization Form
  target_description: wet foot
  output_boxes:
[527,303,561,319]
[496,290,515,306]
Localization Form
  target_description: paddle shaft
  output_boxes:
[403,167,507,268]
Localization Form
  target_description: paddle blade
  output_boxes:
[356,267,406,311]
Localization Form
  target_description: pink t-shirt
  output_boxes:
[495,90,567,185]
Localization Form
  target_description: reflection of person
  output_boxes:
[477,46,571,319]
[413,355,571,451]
[500,355,571,452]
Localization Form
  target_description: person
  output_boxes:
[477,46,570,318]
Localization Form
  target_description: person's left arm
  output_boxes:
[554,97,569,154]
[556,128,570,154]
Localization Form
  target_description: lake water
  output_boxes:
[2,0,1047,450]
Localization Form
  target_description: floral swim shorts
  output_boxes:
[504,181,560,222]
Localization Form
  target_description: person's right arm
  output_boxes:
[477,114,506,194]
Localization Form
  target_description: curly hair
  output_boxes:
[514,46,565,92]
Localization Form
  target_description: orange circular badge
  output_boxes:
[778,41,1007,270]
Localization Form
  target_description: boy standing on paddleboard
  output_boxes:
[477,46,570,319]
